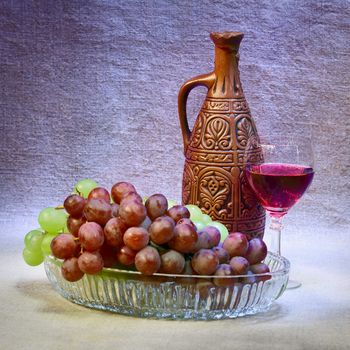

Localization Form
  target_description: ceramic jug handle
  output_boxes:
[178,73,215,153]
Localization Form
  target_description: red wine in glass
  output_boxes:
[245,163,314,217]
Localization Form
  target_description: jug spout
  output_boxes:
[210,31,244,51]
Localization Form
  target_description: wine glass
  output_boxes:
[244,134,314,289]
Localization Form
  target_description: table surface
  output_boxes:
[1,216,350,350]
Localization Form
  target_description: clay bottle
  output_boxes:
[178,31,265,238]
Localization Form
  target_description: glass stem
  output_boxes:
[269,215,283,255]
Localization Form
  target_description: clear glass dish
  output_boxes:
[44,252,289,320]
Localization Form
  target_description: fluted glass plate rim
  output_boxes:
[44,252,290,320]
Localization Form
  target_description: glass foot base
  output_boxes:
[286,279,301,290]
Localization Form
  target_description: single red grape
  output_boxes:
[121,192,143,204]
[83,199,112,226]
[167,205,190,222]
[191,249,219,275]
[123,227,149,251]
[177,218,196,229]
[192,230,211,252]
[213,264,235,287]
[88,187,110,203]
[135,246,161,276]
[229,256,250,275]
[61,257,84,282]
[104,217,127,248]
[250,263,271,282]
[78,222,104,252]
[168,223,198,253]
[222,232,249,258]
[111,182,136,204]
[78,251,104,274]
[117,245,137,266]
[149,215,175,245]
[145,194,168,220]
[67,215,86,237]
[64,194,86,218]
[160,250,185,274]
[51,233,77,259]
[119,199,146,226]
[201,226,221,248]
[212,246,230,264]
[245,238,267,265]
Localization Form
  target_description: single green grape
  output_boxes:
[201,214,212,225]
[185,204,203,222]
[73,178,98,198]
[193,221,206,231]
[24,229,43,249]
[25,231,44,253]
[207,221,229,242]
[167,199,178,209]
[38,207,67,234]
[41,233,57,256]
[23,248,44,266]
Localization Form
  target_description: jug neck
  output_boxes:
[207,32,244,99]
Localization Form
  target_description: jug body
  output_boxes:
[178,32,265,238]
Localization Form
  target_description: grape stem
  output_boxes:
[55,205,64,210]
[149,241,167,254]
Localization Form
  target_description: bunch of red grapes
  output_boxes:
[51,182,270,285]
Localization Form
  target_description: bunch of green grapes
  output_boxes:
[184,204,229,241]
[22,179,98,266]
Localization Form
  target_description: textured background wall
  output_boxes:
[1,0,349,241]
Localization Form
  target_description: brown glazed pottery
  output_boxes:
[178,31,265,238]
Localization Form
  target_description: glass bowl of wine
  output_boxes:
[244,135,314,288]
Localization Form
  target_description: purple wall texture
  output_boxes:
[0,0,349,235]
